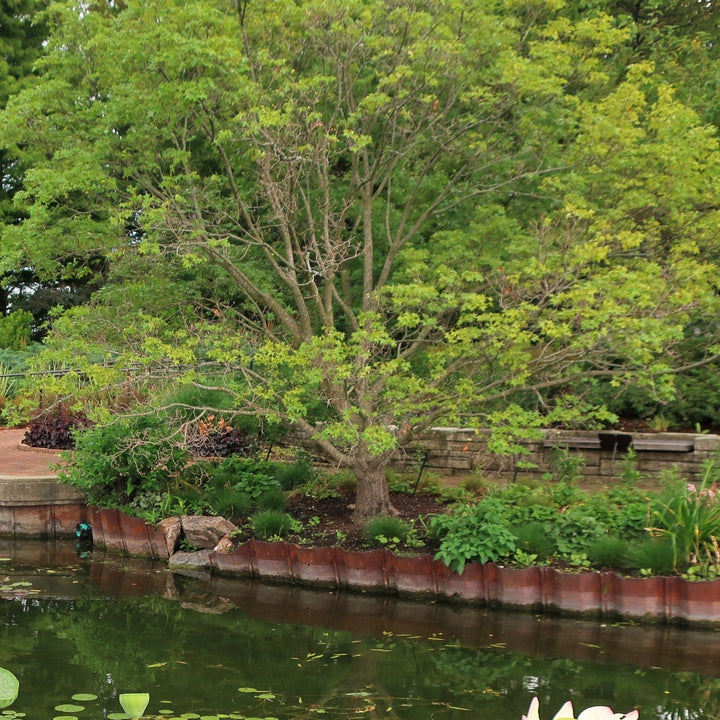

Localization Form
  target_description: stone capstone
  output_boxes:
[181,515,237,550]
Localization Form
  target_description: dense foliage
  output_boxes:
[2,0,720,518]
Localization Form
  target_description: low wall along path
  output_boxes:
[0,427,85,537]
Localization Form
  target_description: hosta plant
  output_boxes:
[524,697,639,720]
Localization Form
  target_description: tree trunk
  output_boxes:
[352,460,395,522]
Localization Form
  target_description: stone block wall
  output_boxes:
[391,428,720,483]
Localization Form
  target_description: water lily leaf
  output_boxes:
[181,715,202,718]
[71,694,98,701]
[0,668,19,709]
[147,662,167,668]
[119,693,150,719]
[54,705,84,712]
[105,714,127,719]
[237,688,259,693]
[53,715,78,720]
[159,711,175,715]
[256,694,275,700]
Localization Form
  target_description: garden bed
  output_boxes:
[85,505,720,626]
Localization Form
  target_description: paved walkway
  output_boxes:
[0,428,63,478]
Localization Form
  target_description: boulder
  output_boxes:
[181,515,237,550]
[168,548,213,569]
[213,533,234,554]
[157,517,182,556]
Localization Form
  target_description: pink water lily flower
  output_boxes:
[523,697,639,720]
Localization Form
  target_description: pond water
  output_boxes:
[2,542,720,720]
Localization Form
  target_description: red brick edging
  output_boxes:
[86,506,720,626]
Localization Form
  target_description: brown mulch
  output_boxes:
[232,491,449,554]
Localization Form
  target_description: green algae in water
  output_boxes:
[3,573,720,719]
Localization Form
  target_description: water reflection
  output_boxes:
[1,540,720,719]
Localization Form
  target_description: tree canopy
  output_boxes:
[1,0,720,518]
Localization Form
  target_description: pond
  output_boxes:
[2,541,720,720]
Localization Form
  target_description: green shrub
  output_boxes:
[385,469,416,493]
[364,516,410,547]
[460,475,490,496]
[548,446,585,483]
[252,510,294,539]
[511,522,556,561]
[211,457,281,501]
[207,487,253,518]
[305,469,357,499]
[586,537,630,569]
[167,487,206,515]
[275,454,314,490]
[0,310,33,350]
[430,499,516,573]
[628,538,677,576]
[553,507,608,559]
[257,487,287,511]
[60,416,189,507]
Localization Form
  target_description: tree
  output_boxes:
[0,1,47,317]
[2,0,720,519]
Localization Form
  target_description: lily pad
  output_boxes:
[71,694,98,701]
[54,705,85,713]
[119,693,150,720]
[0,668,19,709]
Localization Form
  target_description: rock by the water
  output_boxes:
[181,515,237,549]
[169,548,213,569]
[213,533,234,554]
[157,516,182,555]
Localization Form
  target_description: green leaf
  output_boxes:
[0,668,19,710]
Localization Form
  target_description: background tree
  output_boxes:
[1,0,719,519]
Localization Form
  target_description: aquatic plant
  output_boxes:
[523,696,638,720]
[119,692,150,719]
[0,667,19,709]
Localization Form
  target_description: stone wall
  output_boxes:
[391,428,720,483]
